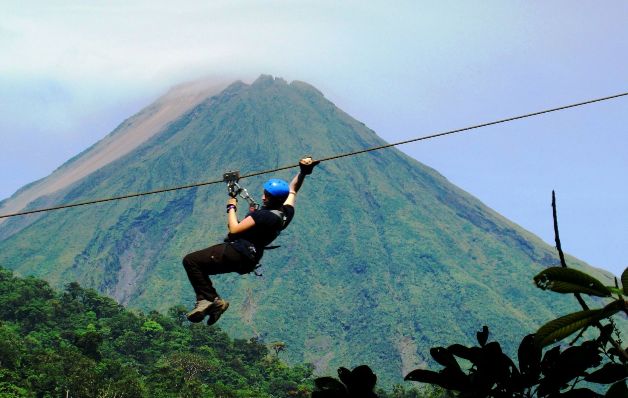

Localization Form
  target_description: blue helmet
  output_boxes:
[263,178,290,199]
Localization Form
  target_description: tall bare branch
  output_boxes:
[552,191,627,360]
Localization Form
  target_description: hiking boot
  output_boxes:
[186,299,212,323]
[207,297,229,326]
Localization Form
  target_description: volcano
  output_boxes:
[0,75,614,385]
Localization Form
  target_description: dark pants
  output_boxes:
[182,243,255,301]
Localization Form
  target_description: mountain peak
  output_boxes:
[252,74,288,87]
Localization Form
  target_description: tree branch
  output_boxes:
[552,191,628,361]
[552,191,589,310]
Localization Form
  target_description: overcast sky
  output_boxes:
[1,1,627,276]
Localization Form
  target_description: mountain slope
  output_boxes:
[0,75,616,386]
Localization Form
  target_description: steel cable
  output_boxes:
[1,91,627,219]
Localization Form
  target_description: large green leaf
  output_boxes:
[534,301,623,348]
[621,267,628,295]
[534,267,611,297]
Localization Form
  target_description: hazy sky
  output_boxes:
[1,1,627,276]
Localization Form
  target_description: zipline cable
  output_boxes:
[1,91,627,220]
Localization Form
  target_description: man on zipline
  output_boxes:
[182,157,319,325]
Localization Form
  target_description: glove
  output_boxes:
[299,156,320,175]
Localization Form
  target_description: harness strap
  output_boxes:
[269,209,287,228]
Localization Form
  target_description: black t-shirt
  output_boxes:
[227,204,295,255]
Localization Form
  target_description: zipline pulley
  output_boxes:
[223,170,259,212]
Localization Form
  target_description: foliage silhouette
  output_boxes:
[404,323,627,397]
[312,365,442,398]
[313,365,378,398]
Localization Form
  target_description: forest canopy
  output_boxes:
[0,267,314,397]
